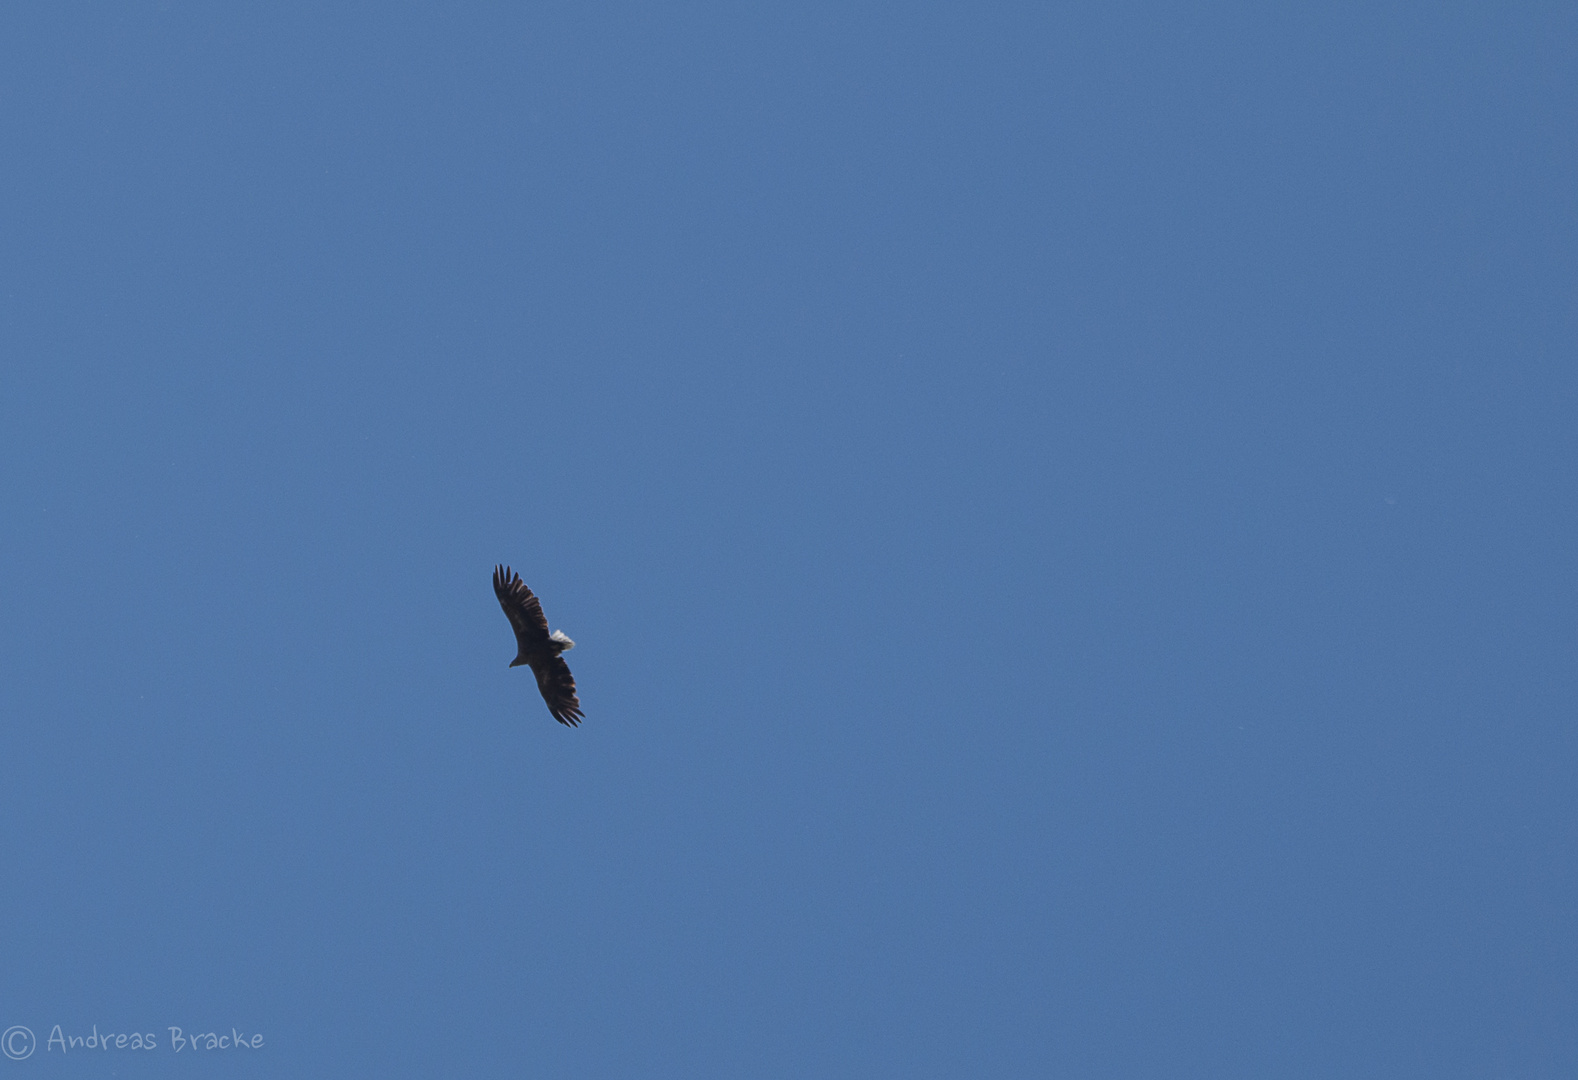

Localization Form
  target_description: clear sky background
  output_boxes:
[1,2,1574,1077]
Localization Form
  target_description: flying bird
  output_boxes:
[493,565,584,726]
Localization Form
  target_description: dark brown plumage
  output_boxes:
[493,564,584,726]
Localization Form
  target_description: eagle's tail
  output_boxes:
[550,630,575,651]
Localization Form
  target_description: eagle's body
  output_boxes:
[493,565,584,726]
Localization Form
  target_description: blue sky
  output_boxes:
[1,2,1575,1077]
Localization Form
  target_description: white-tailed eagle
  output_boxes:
[493,565,584,726]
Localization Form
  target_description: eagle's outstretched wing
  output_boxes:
[493,565,549,649]
[532,654,584,727]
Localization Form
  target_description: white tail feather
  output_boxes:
[550,630,575,650]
